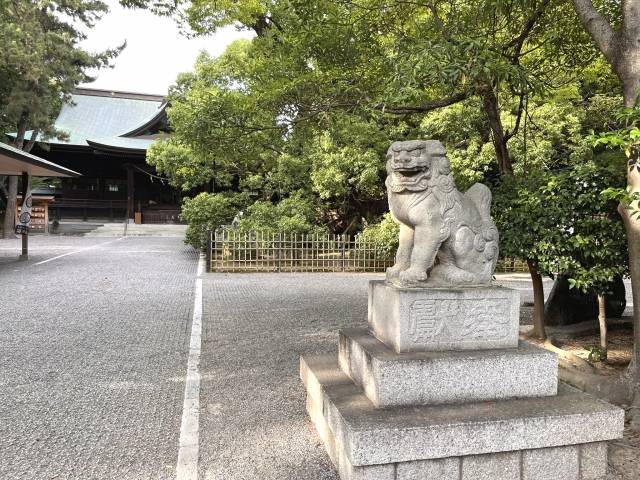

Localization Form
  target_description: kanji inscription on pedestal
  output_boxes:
[409,298,511,344]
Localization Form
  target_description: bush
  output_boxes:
[236,192,327,235]
[357,212,399,257]
[181,192,249,248]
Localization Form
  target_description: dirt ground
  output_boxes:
[521,310,638,479]
[609,420,640,479]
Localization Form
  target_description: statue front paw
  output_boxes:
[399,268,428,285]
[386,265,403,279]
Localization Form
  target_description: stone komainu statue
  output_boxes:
[385,140,499,287]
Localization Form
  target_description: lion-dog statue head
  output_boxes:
[385,140,499,287]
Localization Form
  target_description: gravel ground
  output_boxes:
[199,272,637,480]
[0,234,635,480]
[198,273,376,480]
[0,236,198,480]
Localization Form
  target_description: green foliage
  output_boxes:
[181,192,250,248]
[494,154,627,295]
[419,101,496,190]
[357,213,400,257]
[493,173,552,269]
[143,0,604,215]
[236,192,327,235]
[133,0,628,269]
[537,159,628,295]
[147,140,214,191]
[588,346,607,363]
[308,128,385,201]
[592,105,640,215]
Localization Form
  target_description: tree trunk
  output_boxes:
[621,82,640,428]
[527,259,546,339]
[2,176,18,239]
[3,113,28,239]
[571,0,640,429]
[478,84,514,176]
[597,293,608,360]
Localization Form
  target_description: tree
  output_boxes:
[494,174,555,339]
[426,82,621,339]
[141,0,608,247]
[536,159,628,355]
[571,0,640,426]
[135,0,600,177]
[0,0,121,238]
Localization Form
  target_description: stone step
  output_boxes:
[338,328,558,407]
[368,280,520,353]
[300,354,623,479]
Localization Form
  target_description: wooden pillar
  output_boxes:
[126,166,135,222]
[19,172,29,260]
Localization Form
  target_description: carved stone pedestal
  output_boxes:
[368,280,520,352]
[301,282,624,480]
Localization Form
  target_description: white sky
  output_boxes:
[78,0,254,95]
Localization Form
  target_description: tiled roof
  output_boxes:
[86,136,156,153]
[12,89,166,150]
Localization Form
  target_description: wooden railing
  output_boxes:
[495,258,529,273]
[206,229,530,274]
[51,198,127,221]
[207,230,394,273]
[141,209,184,224]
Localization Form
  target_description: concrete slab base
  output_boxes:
[301,354,623,480]
[338,328,558,407]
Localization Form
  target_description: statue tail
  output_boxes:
[464,183,492,221]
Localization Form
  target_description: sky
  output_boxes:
[78,0,254,95]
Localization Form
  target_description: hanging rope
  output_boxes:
[130,164,167,185]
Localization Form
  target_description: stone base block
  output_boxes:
[301,354,623,480]
[368,280,520,353]
[338,328,558,407]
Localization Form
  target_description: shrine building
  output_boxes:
[10,88,182,224]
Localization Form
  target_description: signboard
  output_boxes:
[14,177,32,235]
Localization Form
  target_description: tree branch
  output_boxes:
[24,129,39,153]
[377,91,470,114]
[426,1,452,41]
[505,93,526,142]
[572,0,618,65]
[504,0,552,61]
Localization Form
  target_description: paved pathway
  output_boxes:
[199,273,372,480]
[0,236,632,479]
[196,273,539,480]
[0,236,198,480]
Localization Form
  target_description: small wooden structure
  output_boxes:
[0,142,79,259]
[16,195,54,234]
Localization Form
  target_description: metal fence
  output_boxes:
[207,230,395,273]
[206,229,530,274]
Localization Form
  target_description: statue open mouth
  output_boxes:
[392,168,427,183]
[393,166,424,176]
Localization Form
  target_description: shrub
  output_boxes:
[181,192,249,248]
[357,212,399,258]
[236,192,327,235]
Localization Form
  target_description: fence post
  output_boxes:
[341,235,346,272]
[205,230,212,273]
[277,232,282,272]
